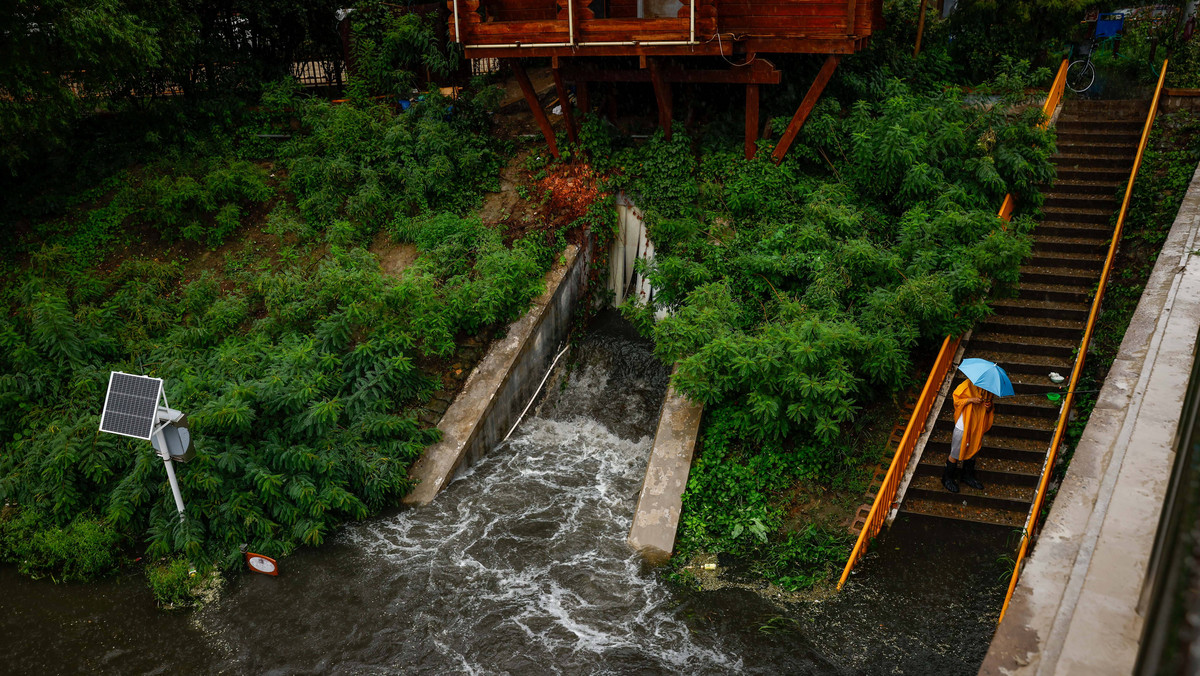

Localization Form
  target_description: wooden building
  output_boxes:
[447,0,884,160]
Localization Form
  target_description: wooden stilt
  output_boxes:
[511,60,560,159]
[913,0,929,57]
[577,81,590,115]
[605,82,618,123]
[552,66,578,146]
[648,59,673,140]
[771,54,839,165]
[745,84,759,160]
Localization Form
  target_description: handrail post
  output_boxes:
[689,0,695,43]
[568,0,575,46]
[453,0,461,43]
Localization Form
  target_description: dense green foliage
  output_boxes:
[0,507,124,581]
[1,0,160,169]
[943,0,1098,81]
[0,76,572,579]
[283,86,503,235]
[674,407,856,589]
[348,0,461,99]
[2,0,347,173]
[593,72,1053,584]
[619,82,1049,446]
[1080,6,1200,94]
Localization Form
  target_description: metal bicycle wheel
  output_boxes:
[1065,59,1095,93]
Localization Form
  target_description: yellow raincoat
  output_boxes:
[952,380,994,461]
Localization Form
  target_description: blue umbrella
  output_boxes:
[958,358,1015,397]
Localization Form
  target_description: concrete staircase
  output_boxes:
[900,99,1149,528]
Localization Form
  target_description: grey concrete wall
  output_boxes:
[404,242,592,506]
[628,371,704,565]
[1160,95,1200,116]
[982,162,1200,675]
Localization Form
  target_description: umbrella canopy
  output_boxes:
[958,358,1015,397]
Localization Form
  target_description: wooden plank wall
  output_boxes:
[481,0,557,21]
[455,0,880,47]
[717,1,875,38]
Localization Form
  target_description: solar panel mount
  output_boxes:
[99,372,165,440]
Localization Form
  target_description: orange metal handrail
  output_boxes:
[1041,59,1070,130]
[836,61,1069,590]
[998,60,1068,223]
[997,59,1170,624]
[837,333,962,589]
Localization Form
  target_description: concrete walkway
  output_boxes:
[982,161,1200,675]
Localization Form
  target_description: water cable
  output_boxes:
[502,342,572,443]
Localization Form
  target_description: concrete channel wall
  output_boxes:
[982,162,1200,675]
[628,373,704,564]
[404,243,591,507]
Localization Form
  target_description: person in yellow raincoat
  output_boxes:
[942,379,994,493]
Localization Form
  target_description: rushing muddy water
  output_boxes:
[0,316,1012,675]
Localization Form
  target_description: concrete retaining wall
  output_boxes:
[404,243,591,506]
[628,371,704,565]
[982,162,1200,674]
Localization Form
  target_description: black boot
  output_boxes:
[942,460,959,493]
[961,458,984,490]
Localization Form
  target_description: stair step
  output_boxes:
[1033,234,1111,255]
[1055,130,1141,146]
[935,407,1057,438]
[941,373,1063,419]
[1043,194,1118,211]
[1055,119,1146,133]
[1055,166,1132,183]
[906,475,1035,512]
[915,456,1041,487]
[978,313,1086,340]
[1055,153,1135,169]
[971,329,1077,358]
[1018,263,1099,285]
[1035,220,1114,239]
[1027,250,1105,270]
[928,429,1049,463]
[930,394,1062,423]
[1039,206,1116,225]
[1056,140,1140,155]
[1047,179,1124,195]
[899,501,1026,529]
[1014,280,1093,304]
[991,297,1091,321]
[961,348,1074,377]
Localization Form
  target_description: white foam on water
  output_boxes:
[343,349,741,674]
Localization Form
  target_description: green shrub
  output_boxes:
[602,67,1055,588]
[139,159,272,247]
[146,558,222,609]
[283,86,504,234]
[0,226,559,570]
[0,508,124,582]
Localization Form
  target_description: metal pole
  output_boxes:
[156,429,187,522]
[690,0,695,43]
[453,0,460,43]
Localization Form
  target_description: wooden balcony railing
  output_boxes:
[449,0,716,48]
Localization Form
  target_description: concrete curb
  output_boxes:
[403,243,591,507]
[628,371,704,565]
[982,161,1200,675]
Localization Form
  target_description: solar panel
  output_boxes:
[100,372,163,440]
